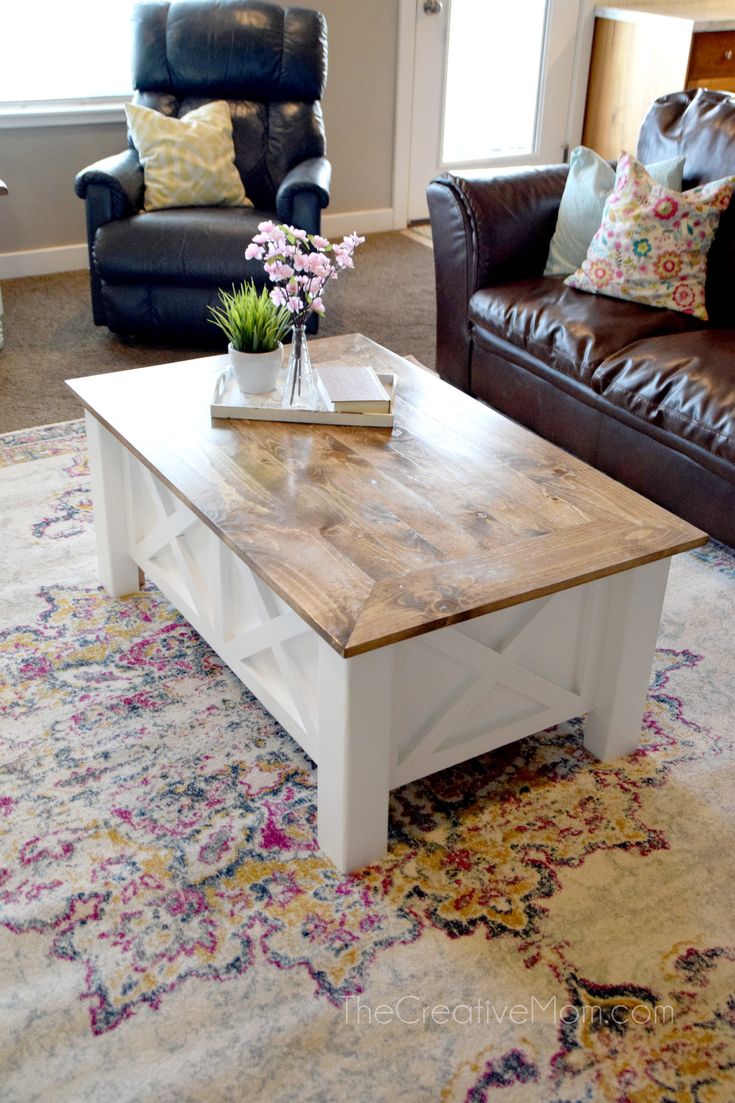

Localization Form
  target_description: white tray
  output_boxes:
[211,369,396,427]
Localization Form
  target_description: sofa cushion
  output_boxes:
[565,153,734,321]
[544,146,685,277]
[94,207,269,286]
[593,329,735,465]
[468,277,705,387]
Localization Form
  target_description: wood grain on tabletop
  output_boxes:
[67,333,706,657]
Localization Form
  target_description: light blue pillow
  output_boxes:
[544,146,686,277]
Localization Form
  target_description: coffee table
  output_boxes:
[68,334,706,871]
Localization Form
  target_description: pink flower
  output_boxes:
[654,251,682,279]
[301,252,331,277]
[653,196,678,220]
[587,258,614,288]
[246,221,364,325]
[673,283,696,309]
[264,260,294,281]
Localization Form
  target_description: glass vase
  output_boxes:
[282,323,321,409]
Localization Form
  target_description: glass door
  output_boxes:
[407,0,580,221]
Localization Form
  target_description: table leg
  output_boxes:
[583,558,670,761]
[85,412,140,597]
[317,640,395,872]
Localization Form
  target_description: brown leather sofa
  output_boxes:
[427,89,735,547]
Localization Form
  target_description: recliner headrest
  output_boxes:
[132,0,327,102]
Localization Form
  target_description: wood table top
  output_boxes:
[67,333,706,657]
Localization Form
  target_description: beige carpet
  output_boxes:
[402,222,433,248]
[0,231,436,433]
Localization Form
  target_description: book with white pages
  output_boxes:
[315,360,391,413]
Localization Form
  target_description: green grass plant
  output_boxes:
[208,280,292,353]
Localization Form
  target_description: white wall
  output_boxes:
[0,0,400,277]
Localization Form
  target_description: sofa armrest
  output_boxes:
[276,156,332,234]
[426,166,568,391]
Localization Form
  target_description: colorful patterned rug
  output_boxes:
[1,421,734,1103]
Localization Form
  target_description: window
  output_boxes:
[0,1,135,119]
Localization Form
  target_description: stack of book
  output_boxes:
[315,360,391,415]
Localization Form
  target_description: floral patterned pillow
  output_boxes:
[564,152,735,320]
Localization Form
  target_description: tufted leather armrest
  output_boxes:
[427,167,569,391]
[74,148,145,216]
[74,149,145,325]
[275,156,332,232]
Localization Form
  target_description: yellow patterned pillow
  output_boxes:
[125,100,251,212]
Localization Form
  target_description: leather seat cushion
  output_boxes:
[468,278,705,387]
[593,329,735,464]
[94,207,270,286]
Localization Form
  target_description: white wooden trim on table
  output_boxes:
[582,557,670,760]
[85,412,140,597]
[86,415,673,873]
[318,643,395,872]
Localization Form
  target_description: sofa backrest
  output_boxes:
[637,88,735,186]
[130,0,327,209]
[637,88,735,323]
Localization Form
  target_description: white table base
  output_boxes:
[86,413,670,872]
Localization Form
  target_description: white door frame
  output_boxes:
[392,0,599,229]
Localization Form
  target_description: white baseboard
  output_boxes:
[0,209,402,280]
[0,243,88,280]
[321,208,398,237]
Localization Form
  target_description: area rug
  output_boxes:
[1,421,734,1103]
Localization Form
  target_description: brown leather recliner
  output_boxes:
[427,89,735,547]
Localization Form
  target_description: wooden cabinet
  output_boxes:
[582,6,735,160]
[688,29,735,87]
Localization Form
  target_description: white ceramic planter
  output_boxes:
[228,343,282,394]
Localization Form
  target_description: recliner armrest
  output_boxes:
[75,149,145,218]
[276,156,332,233]
[426,166,568,392]
[75,149,145,326]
